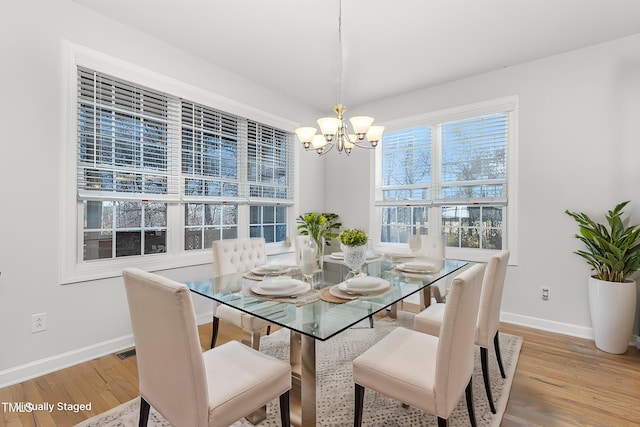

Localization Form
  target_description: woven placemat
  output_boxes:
[318,285,353,303]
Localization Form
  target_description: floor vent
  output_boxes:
[117,348,136,360]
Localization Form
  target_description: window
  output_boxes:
[62,42,296,282]
[78,70,293,258]
[375,97,517,262]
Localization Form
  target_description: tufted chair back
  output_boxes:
[212,238,267,276]
[414,234,445,259]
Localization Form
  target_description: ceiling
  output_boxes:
[74,0,640,113]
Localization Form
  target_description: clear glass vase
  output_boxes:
[341,243,367,277]
[313,236,325,270]
[298,237,318,286]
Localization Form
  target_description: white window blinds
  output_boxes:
[439,113,507,204]
[379,125,432,205]
[181,101,242,202]
[247,121,294,204]
[77,67,179,201]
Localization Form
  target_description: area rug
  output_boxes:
[76,312,522,426]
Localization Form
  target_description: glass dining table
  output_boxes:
[186,256,467,427]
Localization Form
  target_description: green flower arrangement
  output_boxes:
[338,228,369,247]
[296,213,341,246]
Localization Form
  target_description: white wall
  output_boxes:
[0,0,322,386]
[325,34,640,337]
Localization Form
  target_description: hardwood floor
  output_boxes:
[1,318,639,427]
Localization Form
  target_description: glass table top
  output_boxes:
[186,258,467,342]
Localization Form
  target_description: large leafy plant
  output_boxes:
[296,213,341,246]
[565,201,640,282]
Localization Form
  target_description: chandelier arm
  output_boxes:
[318,142,335,156]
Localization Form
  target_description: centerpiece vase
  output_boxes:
[341,243,367,276]
[313,237,325,271]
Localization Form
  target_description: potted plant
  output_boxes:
[338,228,369,276]
[296,212,341,268]
[565,201,640,354]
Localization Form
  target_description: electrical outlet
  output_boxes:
[541,287,550,301]
[32,313,47,333]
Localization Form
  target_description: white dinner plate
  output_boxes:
[329,252,344,259]
[251,279,310,296]
[251,264,289,276]
[338,276,390,294]
[396,261,439,274]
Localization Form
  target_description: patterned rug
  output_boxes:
[76,312,522,426]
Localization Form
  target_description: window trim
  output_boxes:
[61,41,298,284]
[370,96,519,265]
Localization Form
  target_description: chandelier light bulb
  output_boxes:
[317,117,340,140]
[349,116,374,139]
[366,125,385,146]
[295,127,317,149]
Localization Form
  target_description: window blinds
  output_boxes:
[379,125,432,205]
[439,113,507,204]
[181,101,243,203]
[77,67,180,201]
[247,121,294,205]
[376,111,509,207]
[77,67,294,206]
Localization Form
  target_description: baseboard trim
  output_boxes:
[501,311,640,348]
[0,313,216,389]
[0,334,134,389]
[500,311,594,339]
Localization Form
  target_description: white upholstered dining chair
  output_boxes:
[353,263,485,427]
[122,268,291,427]
[210,237,271,350]
[414,250,510,414]
[402,233,447,310]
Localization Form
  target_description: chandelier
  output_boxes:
[295,1,384,156]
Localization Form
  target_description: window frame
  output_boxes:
[61,41,298,284]
[371,97,519,264]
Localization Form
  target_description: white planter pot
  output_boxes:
[587,276,637,354]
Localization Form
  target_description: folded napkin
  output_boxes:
[259,277,299,291]
[345,276,382,291]
[401,261,440,272]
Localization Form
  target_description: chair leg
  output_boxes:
[481,347,497,414]
[138,396,150,427]
[368,315,374,328]
[210,316,220,349]
[279,390,290,427]
[354,383,365,427]
[465,377,477,427]
[437,417,448,427]
[494,331,506,378]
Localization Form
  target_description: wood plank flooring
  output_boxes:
[1,318,639,427]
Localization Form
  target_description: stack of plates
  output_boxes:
[337,276,390,294]
[250,264,290,276]
[251,278,310,296]
[395,261,440,274]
